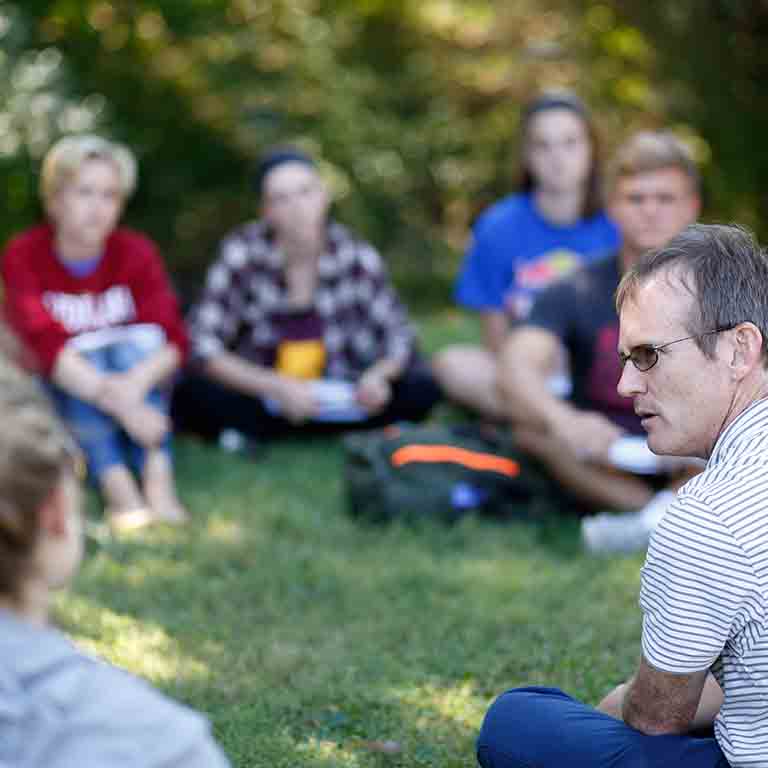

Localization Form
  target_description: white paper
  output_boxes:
[68,323,166,354]
[264,379,368,423]
[608,436,664,475]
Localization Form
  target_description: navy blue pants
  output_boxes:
[477,687,729,768]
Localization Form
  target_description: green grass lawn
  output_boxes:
[58,311,647,768]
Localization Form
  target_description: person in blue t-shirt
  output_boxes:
[433,92,620,419]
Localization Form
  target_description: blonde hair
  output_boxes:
[606,131,700,198]
[40,134,137,213]
[0,359,77,601]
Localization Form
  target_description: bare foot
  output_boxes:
[154,501,189,526]
[101,465,155,534]
[107,505,155,534]
[143,450,189,525]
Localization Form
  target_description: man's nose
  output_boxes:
[639,196,661,218]
[617,362,644,398]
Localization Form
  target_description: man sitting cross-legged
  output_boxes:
[478,222,768,768]
[497,131,702,552]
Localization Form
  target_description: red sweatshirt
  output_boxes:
[1,224,188,375]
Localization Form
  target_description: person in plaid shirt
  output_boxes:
[172,147,440,443]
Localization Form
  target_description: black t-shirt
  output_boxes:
[528,254,641,434]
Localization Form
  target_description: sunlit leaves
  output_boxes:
[602,25,650,64]
[2,0,763,295]
[0,6,104,161]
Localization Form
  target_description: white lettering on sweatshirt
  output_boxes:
[42,286,137,333]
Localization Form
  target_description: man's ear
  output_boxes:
[729,322,764,379]
[38,481,68,537]
[688,193,702,222]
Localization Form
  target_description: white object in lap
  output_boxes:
[607,435,704,475]
[607,436,664,475]
[546,372,573,398]
[68,323,166,355]
[264,379,368,422]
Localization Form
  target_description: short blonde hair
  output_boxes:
[40,134,137,213]
[606,131,700,198]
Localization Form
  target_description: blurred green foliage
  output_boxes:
[597,1,768,235]
[0,1,762,307]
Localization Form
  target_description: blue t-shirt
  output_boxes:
[55,252,103,278]
[454,193,620,320]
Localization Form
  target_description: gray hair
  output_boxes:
[616,223,768,365]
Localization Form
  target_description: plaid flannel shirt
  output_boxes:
[188,220,415,380]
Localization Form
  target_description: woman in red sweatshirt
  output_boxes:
[2,134,188,532]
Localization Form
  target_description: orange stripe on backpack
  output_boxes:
[390,445,520,478]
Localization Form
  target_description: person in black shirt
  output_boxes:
[497,132,701,528]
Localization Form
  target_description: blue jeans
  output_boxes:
[47,342,171,481]
[477,687,729,768]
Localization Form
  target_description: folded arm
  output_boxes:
[498,326,622,457]
[204,352,317,423]
[597,656,720,734]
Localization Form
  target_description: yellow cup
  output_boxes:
[275,339,326,379]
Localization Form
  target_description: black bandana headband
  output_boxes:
[522,91,588,123]
[253,148,316,195]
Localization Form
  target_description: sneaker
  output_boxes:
[581,489,676,555]
[219,428,248,453]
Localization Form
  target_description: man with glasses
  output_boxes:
[619,327,734,372]
[478,222,768,768]
[497,131,701,552]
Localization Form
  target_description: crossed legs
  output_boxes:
[477,687,728,768]
[50,342,187,531]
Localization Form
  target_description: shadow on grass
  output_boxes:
[60,435,643,768]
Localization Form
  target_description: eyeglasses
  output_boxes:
[619,326,735,372]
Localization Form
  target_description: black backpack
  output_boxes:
[343,423,550,524]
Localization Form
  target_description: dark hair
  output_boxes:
[518,91,603,218]
[252,145,316,197]
[617,223,768,365]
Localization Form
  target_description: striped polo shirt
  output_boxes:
[640,397,768,767]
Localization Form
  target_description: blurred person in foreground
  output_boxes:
[1,135,188,532]
[172,146,440,445]
[497,131,702,552]
[432,91,619,419]
[0,359,230,766]
[478,223,768,768]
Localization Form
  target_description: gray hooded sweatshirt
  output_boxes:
[0,609,231,767]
